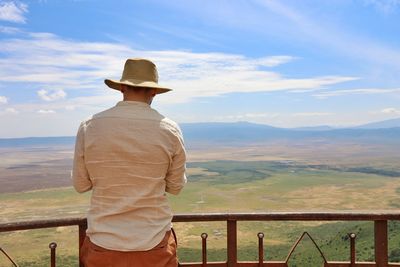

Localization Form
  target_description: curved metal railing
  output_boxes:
[1,211,400,267]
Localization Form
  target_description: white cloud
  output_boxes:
[363,0,400,13]
[0,95,8,104]
[37,109,55,114]
[313,88,400,98]
[251,0,400,69]
[0,25,21,34]
[0,107,18,115]
[0,31,358,107]
[293,112,334,117]
[381,107,400,115]
[0,1,28,23]
[215,112,280,120]
[2,93,120,116]
[218,112,334,119]
[65,105,75,110]
[37,89,67,101]
[254,56,295,67]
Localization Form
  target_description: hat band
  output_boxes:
[120,78,157,84]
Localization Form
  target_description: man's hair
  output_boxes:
[123,85,154,94]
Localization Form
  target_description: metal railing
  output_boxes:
[1,211,400,267]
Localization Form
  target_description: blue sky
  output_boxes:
[0,0,400,137]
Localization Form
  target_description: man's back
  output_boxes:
[72,100,187,251]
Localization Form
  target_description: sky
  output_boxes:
[0,0,400,137]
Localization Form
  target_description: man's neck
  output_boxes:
[123,95,149,103]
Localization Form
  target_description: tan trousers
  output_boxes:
[80,230,178,267]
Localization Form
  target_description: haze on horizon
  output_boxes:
[0,0,400,138]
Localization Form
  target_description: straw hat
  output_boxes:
[104,58,172,94]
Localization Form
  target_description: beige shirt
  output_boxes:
[71,100,187,251]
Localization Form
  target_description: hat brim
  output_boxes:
[104,79,172,94]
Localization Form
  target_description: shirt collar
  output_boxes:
[116,100,150,108]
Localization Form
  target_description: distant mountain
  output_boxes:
[0,136,75,148]
[0,121,399,148]
[292,125,334,131]
[356,117,400,129]
[180,122,400,145]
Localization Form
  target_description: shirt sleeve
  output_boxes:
[165,124,187,195]
[71,121,92,193]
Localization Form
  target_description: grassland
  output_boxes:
[1,157,400,266]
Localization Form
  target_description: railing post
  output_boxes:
[227,219,237,267]
[349,233,356,266]
[374,220,388,267]
[201,233,208,267]
[49,242,57,267]
[79,221,87,267]
[258,232,264,267]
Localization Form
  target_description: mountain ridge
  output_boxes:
[1,120,399,147]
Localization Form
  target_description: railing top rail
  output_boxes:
[1,210,400,232]
[172,211,400,222]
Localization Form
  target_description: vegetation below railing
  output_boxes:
[1,212,400,267]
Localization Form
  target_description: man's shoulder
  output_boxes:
[79,106,118,125]
[77,116,91,132]
[91,106,117,119]
[78,108,181,133]
[160,117,182,135]
[161,117,178,128]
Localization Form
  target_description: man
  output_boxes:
[72,58,187,267]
